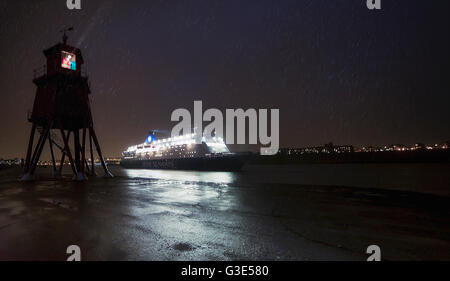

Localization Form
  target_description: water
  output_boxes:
[1,163,449,260]
[111,163,450,197]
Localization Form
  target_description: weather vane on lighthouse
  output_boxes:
[60,26,74,45]
[21,28,113,181]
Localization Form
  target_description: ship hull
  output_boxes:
[120,155,247,171]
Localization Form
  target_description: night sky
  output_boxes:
[0,0,449,158]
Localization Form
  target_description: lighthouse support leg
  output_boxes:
[73,127,87,181]
[21,124,38,181]
[73,129,85,181]
[81,127,87,177]
[48,132,58,176]
[84,159,91,174]
[74,129,81,171]
[89,126,113,178]
[29,122,52,176]
[89,131,96,176]
[60,129,77,176]
[23,123,36,174]
[58,131,71,174]
[29,129,45,173]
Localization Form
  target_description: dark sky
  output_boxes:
[0,0,449,158]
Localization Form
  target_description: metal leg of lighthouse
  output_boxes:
[28,129,45,173]
[21,121,52,180]
[89,131,96,176]
[89,126,113,178]
[29,121,52,176]
[73,129,86,181]
[74,130,80,171]
[58,131,71,175]
[60,129,77,177]
[48,133,58,176]
[23,123,36,172]
[84,159,91,175]
[80,127,88,180]
[21,124,37,181]
[72,128,87,181]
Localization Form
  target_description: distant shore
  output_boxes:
[0,164,13,170]
[250,150,450,165]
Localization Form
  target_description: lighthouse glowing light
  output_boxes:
[61,51,76,70]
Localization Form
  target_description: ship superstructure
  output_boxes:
[121,132,247,171]
[123,133,229,160]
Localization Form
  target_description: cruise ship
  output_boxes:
[120,132,248,171]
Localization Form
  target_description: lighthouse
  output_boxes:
[21,28,113,181]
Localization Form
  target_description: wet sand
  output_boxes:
[0,165,449,260]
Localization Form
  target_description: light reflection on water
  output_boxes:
[122,168,236,184]
[114,162,450,197]
[119,168,239,211]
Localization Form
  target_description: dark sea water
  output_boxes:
[112,163,450,197]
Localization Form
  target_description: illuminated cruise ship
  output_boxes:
[120,132,248,171]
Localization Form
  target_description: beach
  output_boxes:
[1,164,449,260]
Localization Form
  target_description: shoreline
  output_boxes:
[1,165,449,260]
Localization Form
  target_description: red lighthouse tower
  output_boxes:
[22,29,112,181]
